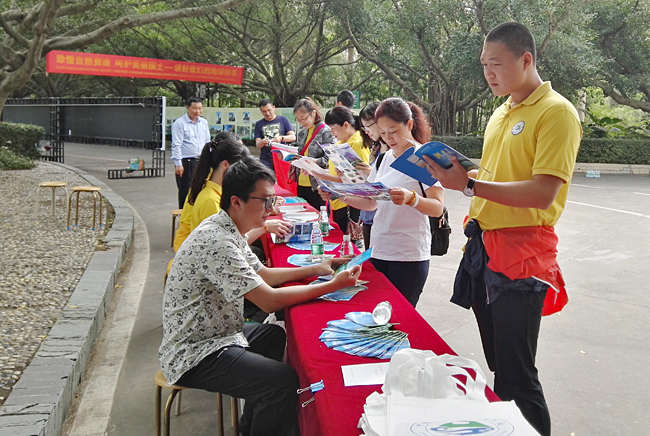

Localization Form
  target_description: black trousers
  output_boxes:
[362,223,372,250]
[370,258,429,308]
[296,185,324,211]
[472,288,550,436]
[176,323,299,436]
[175,158,199,209]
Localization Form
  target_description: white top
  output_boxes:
[369,149,442,262]
[170,113,211,167]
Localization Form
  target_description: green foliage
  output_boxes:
[0,122,45,159]
[577,138,650,164]
[0,147,36,170]
[436,135,650,165]
[584,87,650,138]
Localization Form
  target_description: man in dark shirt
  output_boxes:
[254,99,296,171]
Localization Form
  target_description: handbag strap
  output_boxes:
[299,122,326,156]
[418,181,448,225]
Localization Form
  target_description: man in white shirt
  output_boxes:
[171,97,211,208]
[160,157,360,436]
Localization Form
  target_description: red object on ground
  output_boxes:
[270,229,499,436]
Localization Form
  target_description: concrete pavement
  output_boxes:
[60,142,650,436]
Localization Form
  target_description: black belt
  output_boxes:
[182,157,199,162]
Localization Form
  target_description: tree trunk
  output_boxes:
[428,82,457,136]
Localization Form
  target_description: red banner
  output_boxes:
[46,50,244,85]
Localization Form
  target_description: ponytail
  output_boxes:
[188,139,250,205]
[375,97,431,145]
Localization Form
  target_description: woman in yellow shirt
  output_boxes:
[322,106,370,238]
[292,97,337,210]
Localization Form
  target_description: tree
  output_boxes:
[337,0,596,135]
[0,0,255,115]
[586,0,650,113]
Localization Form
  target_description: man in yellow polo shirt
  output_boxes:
[425,22,581,436]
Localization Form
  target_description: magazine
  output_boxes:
[318,179,392,201]
[319,142,368,184]
[391,140,489,185]
[290,156,331,178]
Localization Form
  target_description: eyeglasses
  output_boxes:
[295,111,314,123]
[361,121,377,132]
[248,195,277,210]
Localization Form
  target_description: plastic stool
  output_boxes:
[36,181,69,217]
[154,369,239,436]
[67,186,102,230]
[170,209,182,247]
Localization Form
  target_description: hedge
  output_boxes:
[0,147,37,170]
[0,121,45,159]
[434,136,650,165]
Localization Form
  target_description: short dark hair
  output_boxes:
[259,98,274,107]
[336,90,355,109]
[485,22,536,63]
[185,97,203,107]
[213,131,242,144]
[220,157,276,211]
[325,106,358,130]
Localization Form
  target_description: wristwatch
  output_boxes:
[462,178,476,197]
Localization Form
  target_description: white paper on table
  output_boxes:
[342,362,390,387]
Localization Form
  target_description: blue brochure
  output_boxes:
[334,247,373,276]
[391,140,489,185]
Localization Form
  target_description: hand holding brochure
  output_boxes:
[391,140,490,185]
[290,156,330,177]
[318,180,392,201]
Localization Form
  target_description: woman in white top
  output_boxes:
[334,97,444,307]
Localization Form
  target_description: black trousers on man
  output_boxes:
[472,287,551,436]
[175,157,199,209]
[176,323,300,436]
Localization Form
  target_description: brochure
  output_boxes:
[290,156,330,178]
[271,149,299,161]
[319,142,368,184]
[270,142,299,153]
[391,140,490,185]
[318,180,392,201]
[335,247,373,275]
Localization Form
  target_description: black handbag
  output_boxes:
[418,182,451,256]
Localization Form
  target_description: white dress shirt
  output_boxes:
[170,113,211,167]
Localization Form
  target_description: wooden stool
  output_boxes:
[170,209,182,247]
[67,186,102,230]
[154,369,239,436]
[36,181,69,217]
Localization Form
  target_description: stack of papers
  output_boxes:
[282,196,307,204]
[317,284,368,302]
[320,312,410,359]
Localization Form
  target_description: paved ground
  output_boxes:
[59,142,650,436]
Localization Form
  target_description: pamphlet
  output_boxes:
[341,362,390,386]
[271,149,299,161]
[335,247,373,275]
[270,142,299,153]
[318,180,392,201]
[290,156,330,178]
[319,142,368,184]
[391,140,490,185]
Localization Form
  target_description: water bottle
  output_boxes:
[310,223,324,262]
[339,234,355,257]
[319,206,329,237]
[372,301,393,325]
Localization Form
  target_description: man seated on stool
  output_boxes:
[159,157,361,436]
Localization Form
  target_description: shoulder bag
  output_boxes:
[418,182,450,256]
[288,122,326,184]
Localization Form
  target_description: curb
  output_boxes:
[0,163,134,436]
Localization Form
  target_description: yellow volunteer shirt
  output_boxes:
[190,180,222,231]
[469,82,582,230]
[298,127,316,187]
[328,130,370,211]
[173,196,193,252]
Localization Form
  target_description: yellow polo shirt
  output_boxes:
[328,131,370,211]
[191,180,222,231]
[469,82,582,230]
[173,197,193,252]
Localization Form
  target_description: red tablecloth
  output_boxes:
[272,152,298,195]
[269,231,499,436]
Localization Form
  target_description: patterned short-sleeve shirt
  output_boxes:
[159,210,264,385]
